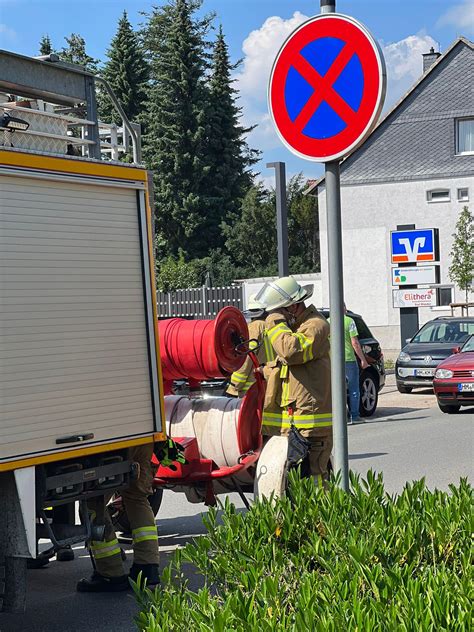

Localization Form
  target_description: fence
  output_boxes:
[157,285,244,319]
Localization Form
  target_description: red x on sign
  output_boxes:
[269,14,386,162]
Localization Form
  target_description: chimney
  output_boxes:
[422,47,441,73]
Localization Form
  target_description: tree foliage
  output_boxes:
[222,175,320,281]
[449,205,473,305]
[60,34,98,71]
[99,11,148,124]
[39,35,52,56]
[142,0,213,260]
[205,26,259,235]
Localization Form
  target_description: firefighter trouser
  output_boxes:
[307,435,333,488]
[88,444,159,577]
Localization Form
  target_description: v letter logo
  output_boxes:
[398,237,426,260]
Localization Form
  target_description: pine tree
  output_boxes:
[39,35,52,56]
[142,0,214,260]
[223,183,278,278]
[206,26,258,240]
[99,11,148,124]
[61,34,98,71]
[449,205,473,307]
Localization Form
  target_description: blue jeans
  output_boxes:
[346,361,360,420]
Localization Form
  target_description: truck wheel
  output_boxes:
[109,488,164,535]
[0,555,26,613]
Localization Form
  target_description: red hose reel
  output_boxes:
[158,307,249,385]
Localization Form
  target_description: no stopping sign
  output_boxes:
[268,13,386,162]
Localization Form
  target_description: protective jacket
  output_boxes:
[227,319,275,396]
[262,305,332,438]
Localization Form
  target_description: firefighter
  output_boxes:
[226,297,275,397]
[77,444,159,592]
[253,277,332,486]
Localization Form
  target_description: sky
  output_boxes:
[0,0,473,184]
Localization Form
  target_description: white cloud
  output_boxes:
[381,33,438,108]
[0,24,17,40]
[236,15,438,152]
[437,0,474,35]
[235,12,309,150]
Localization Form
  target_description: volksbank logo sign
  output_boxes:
[390,228,437,264]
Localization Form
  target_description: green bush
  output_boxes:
[134,472,472,631]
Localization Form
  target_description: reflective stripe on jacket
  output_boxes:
[227,319,275,397]
[262,305,332,438]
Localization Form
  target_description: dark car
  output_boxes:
[319,308,385,417]
[396,317,474,393]
[433,334,474,413]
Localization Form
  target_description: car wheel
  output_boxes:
[359,371,378,417]
[397,383,413,394]
[438,402,461,414]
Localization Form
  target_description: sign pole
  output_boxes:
[267,162,289,276]
[325,162,349,491]
[320,0,349,491]
[268,0,386,494]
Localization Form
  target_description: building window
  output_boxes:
[457,187,469,202]
[456,118,474,155]
[437,287,453,307]
[426,189,450,203]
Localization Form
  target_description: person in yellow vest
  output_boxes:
[77,444,159,592]
[253,277,332,486]
[226,298,275,397]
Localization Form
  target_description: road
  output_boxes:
[1,376,472,632]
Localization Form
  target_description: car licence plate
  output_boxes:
[458,383,474,392]
[415,368,434,377]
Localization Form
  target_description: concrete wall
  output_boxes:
[318,175,474,355]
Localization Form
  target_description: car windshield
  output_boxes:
[411,321,474,344]
[461,335,474,353]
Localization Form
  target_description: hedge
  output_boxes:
[133,471,472,631]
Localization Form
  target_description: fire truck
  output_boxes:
[0,49,168,612]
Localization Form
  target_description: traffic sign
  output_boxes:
[268,13,386,162]
[392,265,438,286]
[393,288,437,308]
[391,228,438,263]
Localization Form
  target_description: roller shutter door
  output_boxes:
[0,173,161,461]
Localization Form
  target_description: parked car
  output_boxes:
[319,308,385,417]
[396,317,474,393]
[433,334,474,413]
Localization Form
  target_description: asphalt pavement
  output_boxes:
[1,376,472,632]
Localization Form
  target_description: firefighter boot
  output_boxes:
[76,571,129,592]
[129,563,160,587]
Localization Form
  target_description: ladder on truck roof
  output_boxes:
[0,48,141,162]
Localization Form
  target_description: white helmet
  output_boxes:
[253,276,313,311]
[243,294,266,319]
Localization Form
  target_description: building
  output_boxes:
[307,37,474,356]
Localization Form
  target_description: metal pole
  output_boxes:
[267,162,289,276]
[325,162,349,491]
[320,0,349,491]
